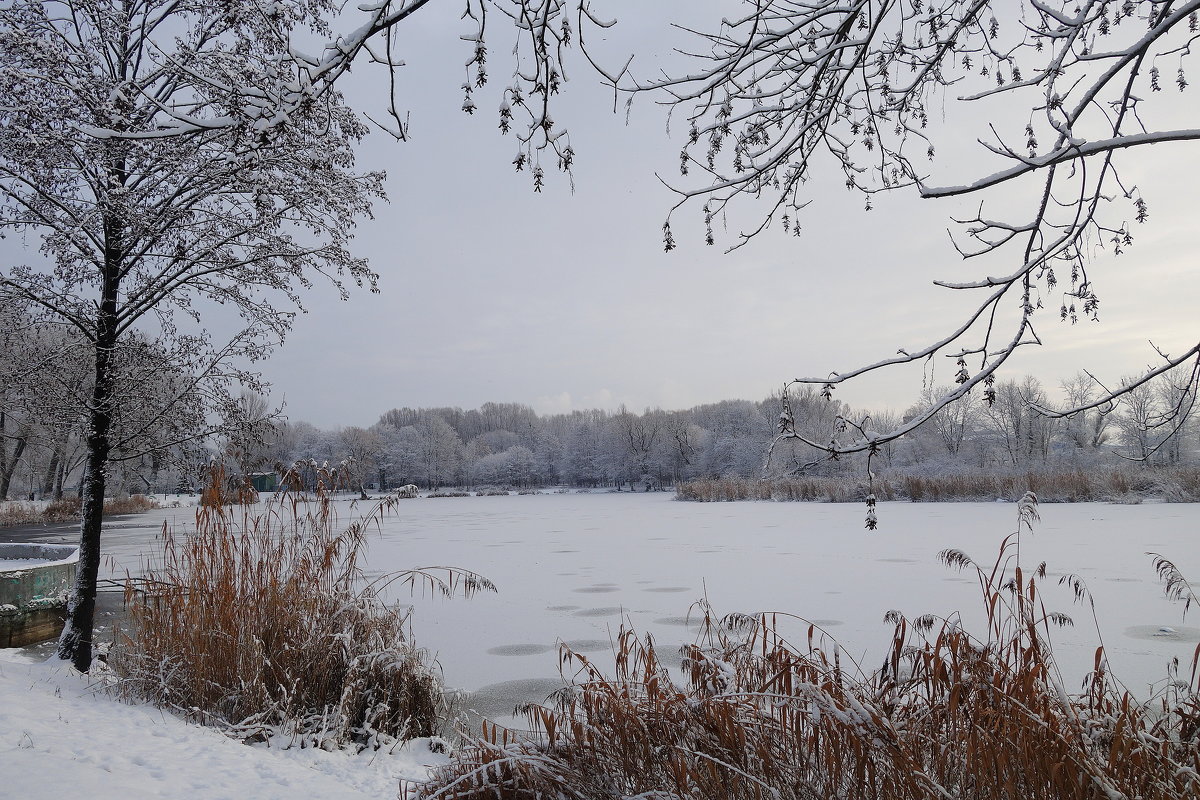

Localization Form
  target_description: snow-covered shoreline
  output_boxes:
[0,650,448,800]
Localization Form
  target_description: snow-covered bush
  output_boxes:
[418,496,1200,799]
[111,486,492,750]
[0,495,158,527]
[1154,467,1200,503]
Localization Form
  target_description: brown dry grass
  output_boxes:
[110,475,494,750]
[0,493,158,527]
[676,476,892,503]
[679,466,1200,504]
[417,495,1200,800]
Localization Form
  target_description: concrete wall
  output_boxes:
[1,543,78,647]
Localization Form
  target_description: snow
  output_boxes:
[24,495,1200,700]
[0,651,448,800]
[0,558,48,569]
[360,495,1200,701]
[3,493,1196,793]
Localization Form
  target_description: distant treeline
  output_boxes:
[3,367,1195,500]
[213,370,1196,495]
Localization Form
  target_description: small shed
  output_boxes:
[249,472,278,492]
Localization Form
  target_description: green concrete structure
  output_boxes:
[0,543,78,647]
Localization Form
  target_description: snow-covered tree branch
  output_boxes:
[633,0,1199,466]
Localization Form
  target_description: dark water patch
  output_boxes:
[562,639,612,653]
[574,606,625,618]
[487,643,554,656]
[653,645,687,670]
[546,604,581,612]
[460,678,567,721]
[573,586,620,594]
[551,549,580,554]
[654,615,702,628]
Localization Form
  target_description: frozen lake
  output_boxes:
[10,493,1198,723]
[365,494,1199,712]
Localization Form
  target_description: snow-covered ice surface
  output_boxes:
[15,494,1200,697]
[0,650,448,800]
[357,494,1200,716]
[2,493,1196,796]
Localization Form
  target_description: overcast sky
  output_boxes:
[11,2,1198,430]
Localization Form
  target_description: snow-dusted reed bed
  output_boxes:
[418,505,1200,799]
[678,466,1200,503]
[0,494,158,528]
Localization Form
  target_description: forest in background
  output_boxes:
[5,359,1194,502]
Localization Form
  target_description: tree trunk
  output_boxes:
[0,433,27,501]
[58,194,122,671]
[42,448,61,499]
[54,457,66,501]
[57,408,110,671]
[58,314,116,670]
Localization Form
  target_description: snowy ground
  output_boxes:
[2,493,1197,796]
[0,650,448,800]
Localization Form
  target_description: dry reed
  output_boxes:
[0,493,158,527]
[418,494,1200,799]
[676,476,889,503]
[679,466,1200,504]
[111,474,493,750]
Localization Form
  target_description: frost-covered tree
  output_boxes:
[0,0,596,671]
[1155,374,1196,463]
[638,1,1200,461]
[0,0,370,669]
[983,377,1053,467]
[339,426,383,496]
[413,414,465,489]
[1059,373,1113,459]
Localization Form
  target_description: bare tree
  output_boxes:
[983,377,1054,467]
[1155,373,1197,463]
[629,0,1200,461]
[1059,373,1113,457]
[340,426,384,497]
[0,0,601,671]
[414,414,465,489]
[1115,376,1160,460]
[924,387,981,458]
